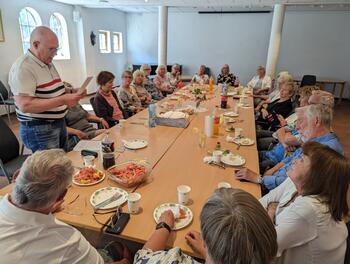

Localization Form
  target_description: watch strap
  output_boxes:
[156,221,172,233]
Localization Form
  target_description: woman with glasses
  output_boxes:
[117,70,143,117]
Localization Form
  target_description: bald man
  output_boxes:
[9,26,84,152]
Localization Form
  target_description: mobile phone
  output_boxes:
[105,212,130,235]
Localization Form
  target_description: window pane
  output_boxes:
[19,8,41,53]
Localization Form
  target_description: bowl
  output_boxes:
[107,160,151,188]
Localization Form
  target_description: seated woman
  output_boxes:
[153,65,173,96]
[65,104,109,151]
[191,65,209,85]
[247,65,272,105]
[140,64,164,101]
[166,64,181,89]
[134,188,277,264]
[130,70,152,108]
[118,70,143,117]
[260,142,349,264]
[255,81,295,131]
[217,64,237,86]
[92,71,126,127]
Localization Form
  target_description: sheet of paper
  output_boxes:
[73,140,101,152]
[81,104,94,111]
[77,76,93,94]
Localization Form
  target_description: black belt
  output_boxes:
[21,119,64,126]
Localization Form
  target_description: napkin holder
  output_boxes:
[155,116,190,128]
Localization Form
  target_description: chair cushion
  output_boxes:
[0,155,30,179]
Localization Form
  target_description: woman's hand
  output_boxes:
[76,130,88,139]
[185,231,206,258]
[277,114,287,127]
[159,210,175,229]
[100,118,109,129]
[261,108,269,119]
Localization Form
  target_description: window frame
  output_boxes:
[112,32,123,53]
[99,30,111,54]
[49,12,71,60]
[18,7,42,54]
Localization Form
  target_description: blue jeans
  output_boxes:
[20,119,68,152]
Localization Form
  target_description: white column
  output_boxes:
[158,6,168,66]
[266,4,286,79]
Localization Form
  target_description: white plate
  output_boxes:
[153,203,193,230]
[72,168,105,186]
[223,112,239,117]
[225,117,236,123]
[90,187,128,210]
[233,137,255,146]
[123,139,148,150]
[221,153,246,166]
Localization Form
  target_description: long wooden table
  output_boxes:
[0,87,260,256]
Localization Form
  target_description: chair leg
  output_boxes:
[0,159,11,183]
[20,143,25,155]
[6,104,12,125]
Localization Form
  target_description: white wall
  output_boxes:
[126,10,350,97]
[0,0,128,106]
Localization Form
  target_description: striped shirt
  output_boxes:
[9,51,67,121]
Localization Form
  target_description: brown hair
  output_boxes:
[96,71,115,86]
[200,188,277,264]
[122,70,132,79]
[302,142,349,221]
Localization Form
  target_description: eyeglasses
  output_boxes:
[123,76,132,79]
[92,207,121,227]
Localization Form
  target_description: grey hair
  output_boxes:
[140,64,151,71]
[12,149,73,210]
[200,188,277,264]
[132,69,145,80]
[155,65,166,74]
[296,104,333,130]
[171,64,180,71]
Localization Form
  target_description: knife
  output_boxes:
[94,193,121,210]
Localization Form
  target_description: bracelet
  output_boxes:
[156,222,172,233]
[256,175,263,184]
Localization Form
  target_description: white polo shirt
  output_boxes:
[9,51,67,121]
[0,194,104,264]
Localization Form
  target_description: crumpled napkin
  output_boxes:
[203,156,214,163]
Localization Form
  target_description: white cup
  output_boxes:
[233,104,239,114]
[212,150,222,163]
[218,182,231,188]
[83,155,95,167]
[177,185,191,205]
[127,192,141,214]
[119,119,126,128]
[235,128,243,139]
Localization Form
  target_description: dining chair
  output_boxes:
[0,118,30,183]
[0,80,15,124]
[300,75,316,87]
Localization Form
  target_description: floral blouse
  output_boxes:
[144,76,163,100]
[117,86,142,116]
[217,73,236,86]
[154,74,173,94]
[134,247,201,264]
[130,83,152,107]
[166,72,180,88]
[191,74,209,85]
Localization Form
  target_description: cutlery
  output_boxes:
[94,193,121,211]
[209,161,226,169]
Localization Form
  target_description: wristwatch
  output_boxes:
[156,222,172,233]
[256,175,263,184]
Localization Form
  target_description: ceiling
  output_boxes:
[52,0,350,12]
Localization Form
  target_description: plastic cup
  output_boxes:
[212,150,222,163]
[127,193,141,214]
[119,119,126,128]
[218,182,231,188]
[177,185,191,205]
[235,128,243,139]
[83,155,95,167]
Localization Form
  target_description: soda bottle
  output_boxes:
[221,83,228,109]
[212,106,220,136]
[101,132,115,170]
[209,76,214,95]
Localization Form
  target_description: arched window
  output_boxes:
[50,12,70,60]
[18,7,42,53]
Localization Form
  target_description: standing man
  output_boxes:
[9,26,83,152]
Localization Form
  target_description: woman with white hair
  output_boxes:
[191,65,209,85]
[153,65,173,95]
[131,70,152,107]
[134,188,277,264]
[217,64,237,86]
[166,64,181,89]
[0,150,129,263]
[140,64,163,101]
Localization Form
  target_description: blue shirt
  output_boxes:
[262,133,344,190]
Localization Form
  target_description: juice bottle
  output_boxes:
[213,106,220,136]
[209,76,214,95]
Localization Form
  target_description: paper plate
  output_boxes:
[221,153,246,166]
[223,112,239,117]
[90,187,128,210]
[72,168,105,186]
[122,139,148,150]
[153,203,193,230]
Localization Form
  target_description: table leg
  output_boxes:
[332,83,336,95]
[338,83,345,105]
